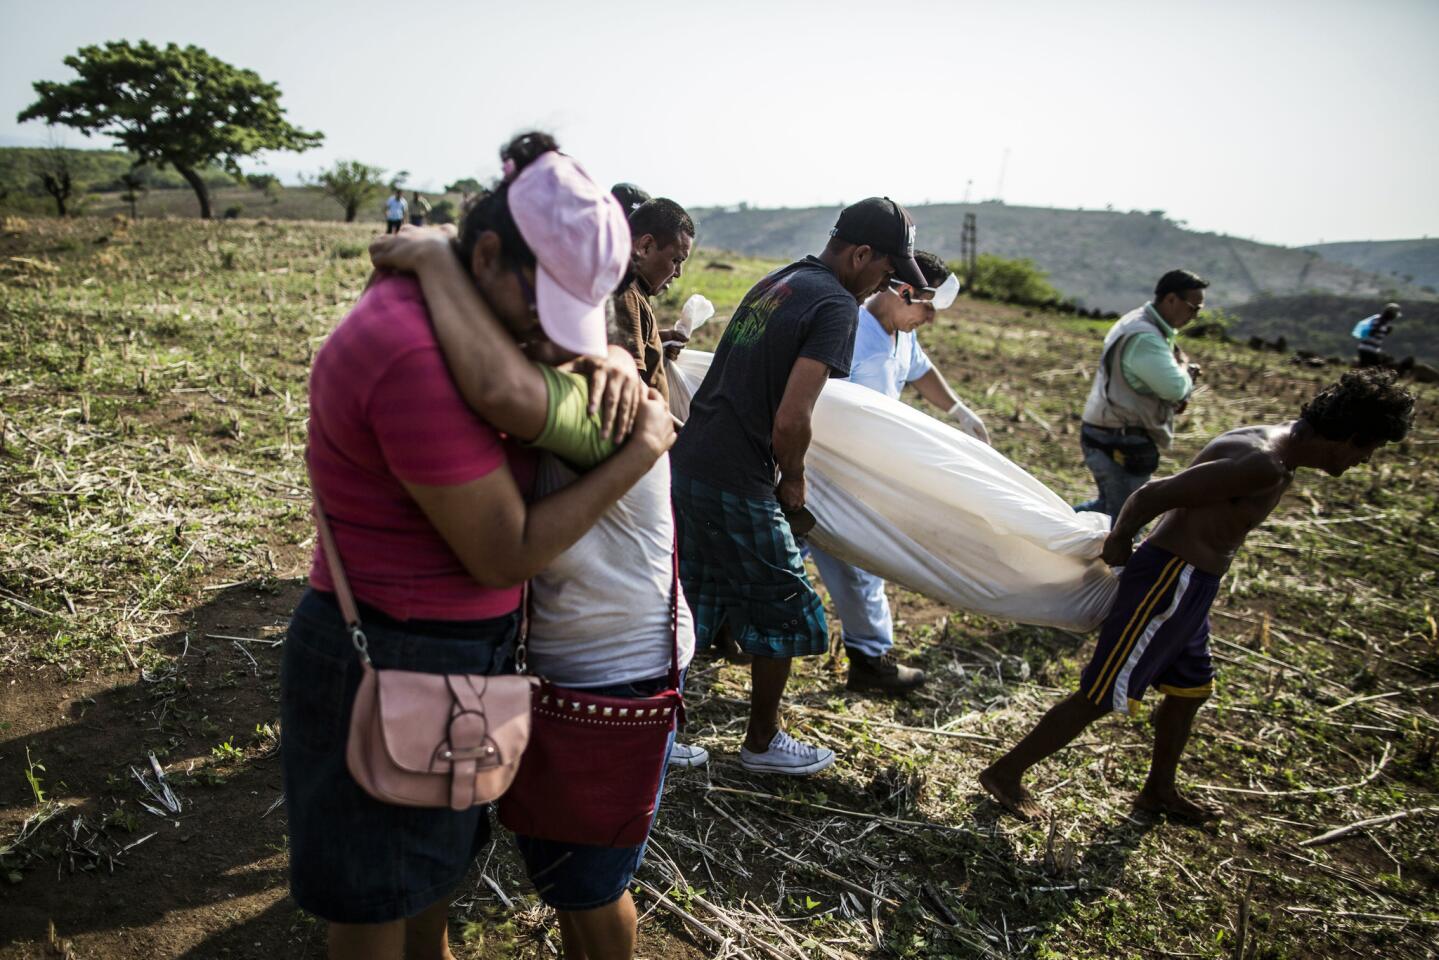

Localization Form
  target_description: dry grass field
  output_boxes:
[2,216,1437,959]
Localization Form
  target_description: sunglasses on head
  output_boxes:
[888,278,934,305]
[888,271,960,311]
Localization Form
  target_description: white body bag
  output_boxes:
[667,351,1119,632]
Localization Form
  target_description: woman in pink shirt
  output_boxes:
[282,133,673,960]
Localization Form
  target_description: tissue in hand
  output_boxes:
[675,294,715,338]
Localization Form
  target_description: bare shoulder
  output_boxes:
[1192,426,1290,485]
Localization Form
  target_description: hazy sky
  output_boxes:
[3,0,1436,246]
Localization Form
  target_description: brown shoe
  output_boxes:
[846,649,926,694]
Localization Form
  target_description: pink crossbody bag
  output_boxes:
[311,492,536,811]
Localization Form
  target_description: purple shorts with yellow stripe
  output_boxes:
[1080,542,1220,713]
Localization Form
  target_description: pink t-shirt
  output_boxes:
[307,274,535,621]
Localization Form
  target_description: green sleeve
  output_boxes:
[1120,331,1192,402]
[527,363,617,470]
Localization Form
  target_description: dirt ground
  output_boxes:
[4,217,1438,959]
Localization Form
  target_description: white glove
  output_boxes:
[948,399,990,444]
[675,294,715,338]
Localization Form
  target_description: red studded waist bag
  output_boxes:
[498,546,684,848]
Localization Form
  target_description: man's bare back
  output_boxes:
[1145,425,1293,574]
[1103,419,1384,575]
[1099,414,1381,578]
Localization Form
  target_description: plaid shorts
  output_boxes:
[671,471,828,659]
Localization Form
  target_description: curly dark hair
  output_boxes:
[1300,368,1414,445]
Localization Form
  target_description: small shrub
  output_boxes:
[428,199,457,225]
[1183,306,1240,341]
[222,204,243,220]
[333,241,366,260]
[953,253,1068,307]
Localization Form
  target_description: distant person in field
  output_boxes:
[981,369,1414,823]
[384,188,407,235]
[610,182,652,220]
[1075,269,1207,522]
[409,190,432,227]
[808,250,989,695]
[613,198,696,406]
[671,196,928,776]
[1354,302,1401,367]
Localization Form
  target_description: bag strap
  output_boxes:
[307,453,372,665]
[667,531,680,689]
[514,582,531,676]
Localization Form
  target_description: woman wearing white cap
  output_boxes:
[283,133,674,960]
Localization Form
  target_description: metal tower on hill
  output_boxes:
[960,213,978,293]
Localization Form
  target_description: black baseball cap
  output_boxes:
[610,182,651,220]
[831,197,926,288]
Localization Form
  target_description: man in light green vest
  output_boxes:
[1075,269,1206,521]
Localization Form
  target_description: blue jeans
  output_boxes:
[808,546,892,657]
[1075,425,1157,523]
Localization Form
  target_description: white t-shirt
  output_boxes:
[526,452,696,688]
[385,196,407,220]
[846,306,933,400]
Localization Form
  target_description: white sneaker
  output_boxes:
[739,730,835,776]
[668,742,710,768]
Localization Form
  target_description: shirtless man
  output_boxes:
[980,369,1414,822]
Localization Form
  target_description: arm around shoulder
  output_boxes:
[404,388,675,588]
[379,234,550,441]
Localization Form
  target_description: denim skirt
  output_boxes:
[281,588,519,924]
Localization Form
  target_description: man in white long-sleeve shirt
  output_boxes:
[810,250,989,693]
[1075,269,1205,522]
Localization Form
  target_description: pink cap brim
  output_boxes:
[535,261,610,358]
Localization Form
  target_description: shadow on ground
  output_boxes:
[1,579,311,958]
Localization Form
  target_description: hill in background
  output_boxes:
[1300,238,1439,291]
[0,146,449,223]
[0,147,234,200]
[1226,293,1438,366]
[691,202,1435,314]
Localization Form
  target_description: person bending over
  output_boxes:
[670,196,928,776]
[613,197,696,405]
[981,369,1414,822]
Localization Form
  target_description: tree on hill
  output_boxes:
[17,40,322,219]
[118,169,147,219]
[446,177,483,195]
[35,149,75,217]
[315,160,387,223]
[37,147,76,217]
